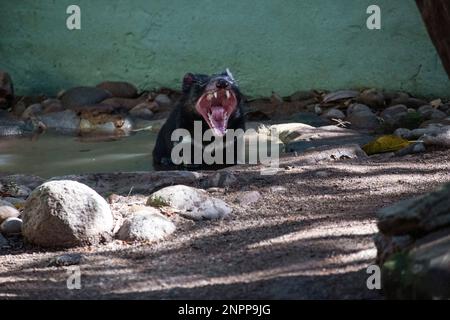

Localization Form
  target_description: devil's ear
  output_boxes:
[182,73,196,93]
[223,68,235,82]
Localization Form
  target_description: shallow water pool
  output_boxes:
[0,131,157,178]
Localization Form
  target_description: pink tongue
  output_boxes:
[211,106,225,120]
[210,106,226,135]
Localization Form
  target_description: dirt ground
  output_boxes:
[1,149,450,300]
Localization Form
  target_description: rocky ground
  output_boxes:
[2,71,450,299]
[1,148,450,299]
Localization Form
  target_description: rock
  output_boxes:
[394,125,444,140]
[374,233,414,265]
[356,89,385,108]
[48,253,84,267]
[203,171,237,188]
[395,142,426,156]
[288,90,316,102]
[394,128,412,139]
[270,186,287,193]
[154,94,172,108]
[129,102,155,120]
[60,86,112,109]
[382,229,450,299]
[0,205,20,223]
[147,185,232,221]
[281,125,373,153]
[237,191,262,206]
[50,171,204,195]
[22,180,113,247]
[315,171,331,178]
[418,105,447,120]
[290,112,329,127]
[293,144,368,164]
[0,71,14,109]
[380,105,408,127]
[1,197,26,208]
[322,90,358,103]
[100,96,147,111]
[378,182,450,236]
[321,108,345,121]
[420,126,450,147]
[346,105,380,131]
[0,182,31,198]
[0,233,9,247]
[96,81,138,99]
[346,103,372,116]
[1,217,22,236]
[21,103,43,120]
[306,104,322,115]
[79,115,133,135]
[42,99,64,114]
[391,97,427,109]
[37,110,80,132]
[0,174,45,191]
[116,208,175,242]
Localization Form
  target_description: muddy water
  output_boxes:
[0,131,157,178]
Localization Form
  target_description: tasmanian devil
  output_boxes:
[152,69,246,170]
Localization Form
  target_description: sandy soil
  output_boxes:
[1,149,450,300]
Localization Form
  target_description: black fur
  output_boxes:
[152,71,246,170]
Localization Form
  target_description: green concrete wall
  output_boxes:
[1,0,449,98]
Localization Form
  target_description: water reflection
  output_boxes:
[0,131,156,178]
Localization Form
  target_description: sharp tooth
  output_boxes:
[226,90,230,99]
[207,93,213,101]
[214,92,218,99]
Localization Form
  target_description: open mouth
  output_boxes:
[195,88,238,137]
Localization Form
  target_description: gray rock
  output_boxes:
[0,174,44,191]
[61,86,112,109]
[148,185,232,221]
[294,144,368,164]
[374,233,414,265]
[21,103,43,120]
[270,186,287,193]
[96,81,138,99]
[38,110,80,132]
[417,105,446,120]
[129,103,154,120]
[395,142,426,156]
[391,97,427,109]
[117,208,175,242]
[203,171,237,188]
[2,197,25,208]
[154,94,172,108]
[284,125,373,153]
[321,108,345,121]
[357,89,385,108]
[288,90,315,102]
[378,182,450,236]
[48,253,84,267]
[420,126,450,147]
[237,191,262,206]
[0,205,20,223]
[0,182,31,198]
[346,103,372,116]
[382,229,450,299]
[22,180,113,247]
[42,99,64,114]
[322,90,358,103]
[380,105,408,127]
[0,217,22,236]
[346,106,380,131]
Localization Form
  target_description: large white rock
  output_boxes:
[147,185,232,220]
[117,208,175,242]
[22,180,113,247]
